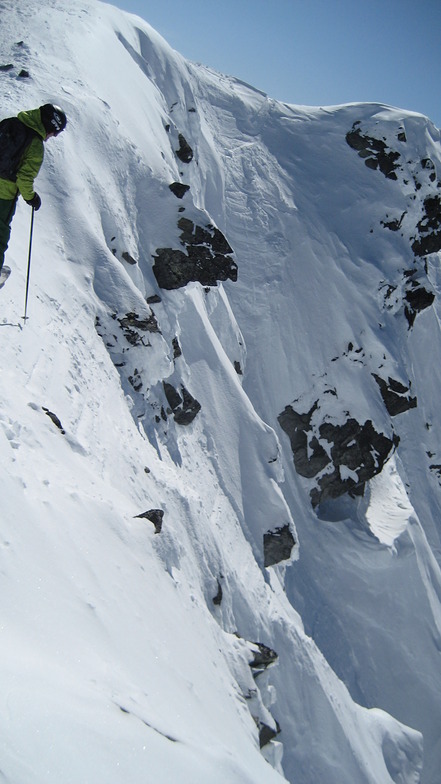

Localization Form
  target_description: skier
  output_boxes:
[0,104,67,288]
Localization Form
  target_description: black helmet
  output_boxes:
[40,103,67,135]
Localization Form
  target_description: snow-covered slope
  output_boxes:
[1,0,440,782]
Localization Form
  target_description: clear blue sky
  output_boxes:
[111,0,441,129]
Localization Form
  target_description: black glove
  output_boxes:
[25,193,41,211]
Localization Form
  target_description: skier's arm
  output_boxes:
[16,137,44,202]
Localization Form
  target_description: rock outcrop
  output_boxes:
[163,381,201,425]
[372,374,417,416]
[279,402,398,508]
[153,216,238,290]
[412,194,441,256]
[346,122,401,180]
[347,119,441,262]
[134,508,164,533]
[263,524,296,567]
[175,132,193,163]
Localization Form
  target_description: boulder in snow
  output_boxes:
[372,374,417,416]
[175,132,193,163]
[163,381,201,425]
[346,121,401,180]
[263,524,296,567]
[279,403,399,507]
[134,508,164,533]
[153,217,237,289]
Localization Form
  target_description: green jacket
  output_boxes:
[0,108,46,201]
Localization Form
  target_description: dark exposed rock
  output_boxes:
[420,194,441,227]
[134,508,164,534]
[178,217,234,255]
[381,269,435,327]
[263,524,296,567]
[373,374,417,416]
[249,642,278,671]
[163,381,182,410]
[117,311,160,343]
[406,284,435,311]
[412,232,441,257]
[346,123,401,180]
[309,471,362,508]
[117,321,155,346]
[213,579,223,606]
[404,279,435,327]
[163,381,201,425]
[175,133,193,163]
[279,403,398,507]
[0,64,14,71]
[411,195,441,256]
[118,311,159,332]
[121,251,137,265]
[258,719,281,748]
[42,407,65,434]
[320,418,395,485]
[153,248,190,289]
[430,464,441,480]
[234,360,243,375]
[172,336,182,359]
[278,403,330,479]
[169,182,190,199]
[128,369,142,392]
[381,212,406,231]
[146,294,162,304]
[421,158,436,182]
[176,387,201,425]
[18,69,30,78]
[153,217,237,290]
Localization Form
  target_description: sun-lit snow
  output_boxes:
[365,454,412,546]
[1,0,441,782]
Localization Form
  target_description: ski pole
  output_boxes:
[22,205,35,324]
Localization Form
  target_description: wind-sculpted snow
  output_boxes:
[1,0,441,782]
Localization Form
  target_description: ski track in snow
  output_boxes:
[1,0,441,782]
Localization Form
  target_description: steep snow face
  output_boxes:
[0,0,440,782]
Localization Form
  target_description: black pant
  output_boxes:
[0,196,18,272]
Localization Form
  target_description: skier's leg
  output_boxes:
[0,196,18,272]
